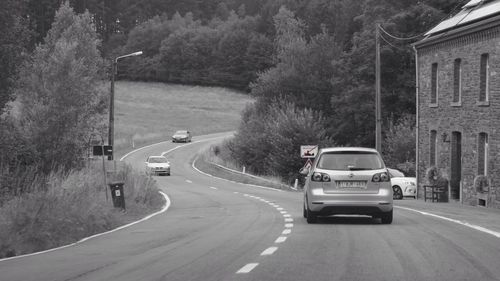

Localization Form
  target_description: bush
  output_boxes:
[425,166,448,189]
[382,114,416,176]
[229,99,333,183]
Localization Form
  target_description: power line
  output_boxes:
[377,0,472,42]
[379,32,412,51]
[378,25,423,41]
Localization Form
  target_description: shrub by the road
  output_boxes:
[0,164,163,258]
[228,99,333,184]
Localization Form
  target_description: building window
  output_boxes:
[431,63,438,104]
[453,58,461,103]
[478,133,489,175]
[479,54,489,102]
[430,130,437,166]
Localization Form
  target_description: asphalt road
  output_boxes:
[1,132,500,281]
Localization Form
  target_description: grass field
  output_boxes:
[113,81,254,156]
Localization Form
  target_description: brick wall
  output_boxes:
[417,24,500,208]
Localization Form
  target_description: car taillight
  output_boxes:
[372,172,390,182]
[312,172,331,182]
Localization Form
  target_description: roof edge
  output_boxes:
[414,13,500,49]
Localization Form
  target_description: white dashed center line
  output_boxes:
[235,193,295,276]
[185,180,193,183]
[209,186,218,190]
[260,247,278,256]
[237,263,259,274]
[275,236,287,243]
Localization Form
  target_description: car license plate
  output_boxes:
[336,181,367,189]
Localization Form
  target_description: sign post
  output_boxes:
[93,145,113,201]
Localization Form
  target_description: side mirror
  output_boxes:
[299,167,310,175]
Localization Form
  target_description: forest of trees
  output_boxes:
[1,0,462,183]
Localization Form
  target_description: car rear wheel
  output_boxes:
[380,210,393,224]
[305,197,317,224]
[392,186,403,200]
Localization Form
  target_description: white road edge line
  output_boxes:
[396,206,500,238]
[120,135,229,161]
[237,263,259,274]
[192,157,283,192]
[260,247,278,256]
[0,192,171,262]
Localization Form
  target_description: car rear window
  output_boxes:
[317,151,384,170]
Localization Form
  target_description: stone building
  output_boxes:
[414,0,500,208]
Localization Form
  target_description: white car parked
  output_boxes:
[145,156,171,176]
[388,168,416,199]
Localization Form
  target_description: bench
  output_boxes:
[424,185,446,202]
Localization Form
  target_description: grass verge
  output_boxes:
[113,81,253,157]
[194,144,295,191]
[0,163,164,258]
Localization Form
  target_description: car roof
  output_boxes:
[149,155,167,159]
[319,147,379,153]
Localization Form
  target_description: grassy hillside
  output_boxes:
[113,81,253,155]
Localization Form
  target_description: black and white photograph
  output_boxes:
[1,0,500,280]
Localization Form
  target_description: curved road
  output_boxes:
[1,132,500,281]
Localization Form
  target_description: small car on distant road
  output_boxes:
[388,168,416,200]
[145,156,170,176]
[172,130,192,143]
[301,147,393,224]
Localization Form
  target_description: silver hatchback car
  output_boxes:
[302,147,393,224]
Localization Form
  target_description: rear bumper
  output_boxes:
[307,191,393,215]
[309,201,392,214]
[151,168,170,175]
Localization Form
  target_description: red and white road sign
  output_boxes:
[302,158,313,170]
[300,145,318,158]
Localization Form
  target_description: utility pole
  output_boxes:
[108,60,116,160]
[375,24,382,153]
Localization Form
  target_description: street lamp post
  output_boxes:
[108,51,143,160]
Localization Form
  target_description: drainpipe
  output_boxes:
[413,45,420,199]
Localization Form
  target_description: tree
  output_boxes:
[0,0,32,112]
[329,0,445,147]
[229,99,333,182]
[251,7,340,114]
[15,1,107,173]
[382,114,416,176]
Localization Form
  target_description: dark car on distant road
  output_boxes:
[172,130,192,143]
